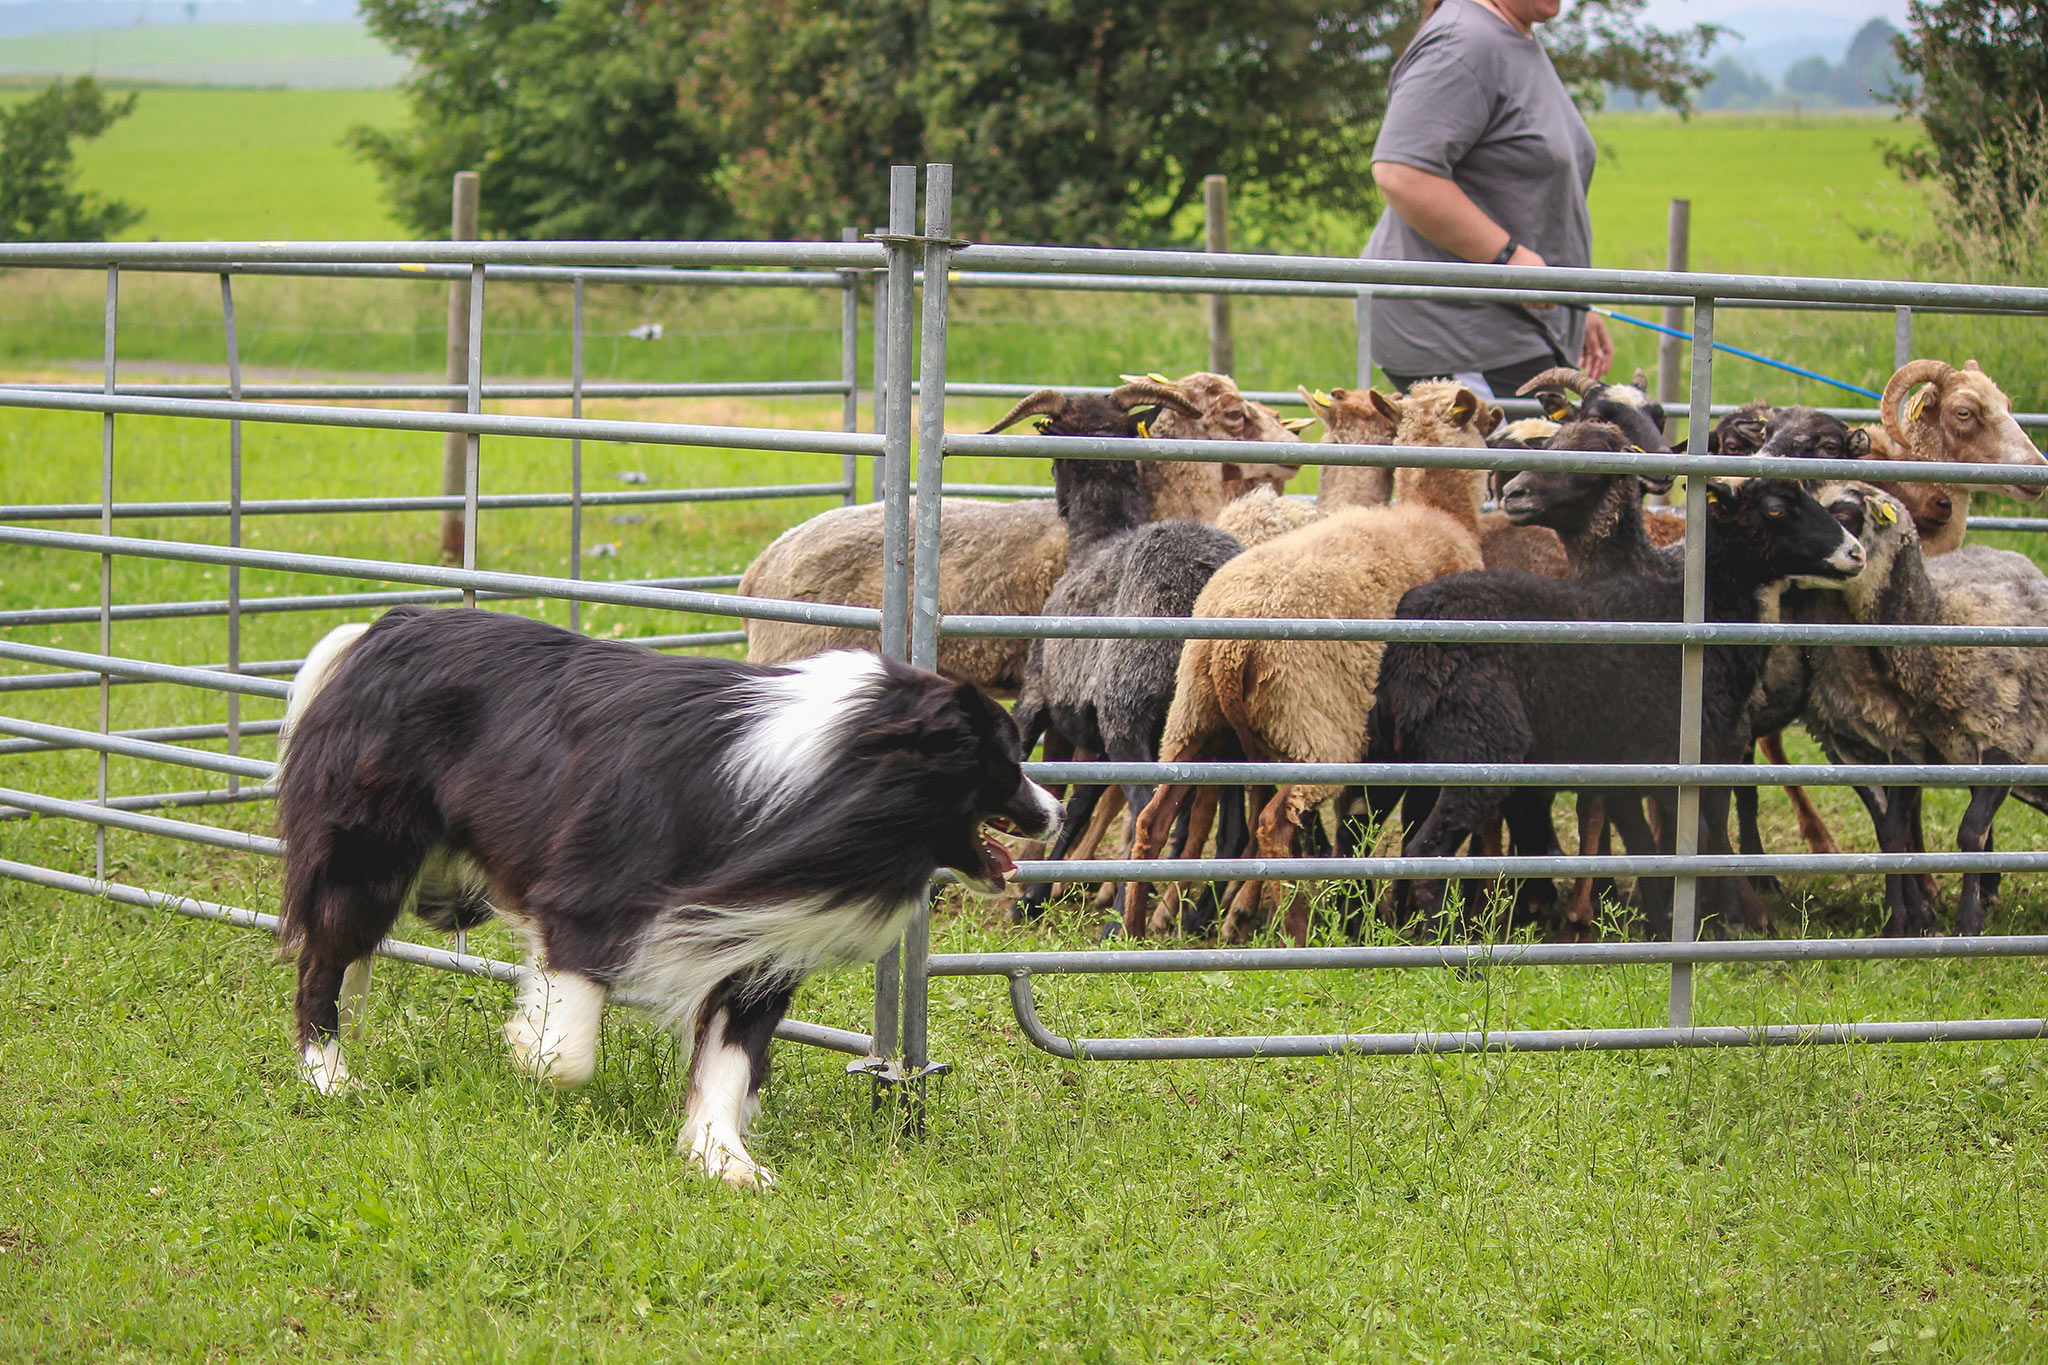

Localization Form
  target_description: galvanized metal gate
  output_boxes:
[5,164,2048,1105]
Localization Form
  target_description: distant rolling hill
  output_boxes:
[0,20,404,88]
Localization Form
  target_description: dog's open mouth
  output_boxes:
[978,817,1022,885]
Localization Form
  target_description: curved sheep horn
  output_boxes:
[1108,381,1202,420]
[984,388,1072,434]
[1516,367,1593,397]
[1881,359,1957,450]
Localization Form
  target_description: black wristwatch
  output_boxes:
[1491,239,1521,265]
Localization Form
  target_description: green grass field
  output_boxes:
[4,96,2048,1362]
[0,21,407,89]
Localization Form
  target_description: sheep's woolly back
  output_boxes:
[1214,486,1323,548]
[1157,478,1486,813]
[740,497,1065,696]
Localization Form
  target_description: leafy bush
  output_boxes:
[0,78,142,243]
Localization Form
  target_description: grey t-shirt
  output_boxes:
[1363,0,1596,375]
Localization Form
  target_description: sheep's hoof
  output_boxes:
[1096,918,1124,943]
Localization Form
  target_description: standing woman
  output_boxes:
[1364,0,1614,397]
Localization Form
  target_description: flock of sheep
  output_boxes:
[737,358,2048,944]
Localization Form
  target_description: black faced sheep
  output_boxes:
[1371,477,1866,934]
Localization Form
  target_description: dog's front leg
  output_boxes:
[681,973,795,1190]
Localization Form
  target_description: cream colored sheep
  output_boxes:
[1856,359,2048,557]
[1123,380,1495,945]
[739,373,1303,694]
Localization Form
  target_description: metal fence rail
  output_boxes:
[2,163,2046,1106]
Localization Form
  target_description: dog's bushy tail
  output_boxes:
[277,622,372,958]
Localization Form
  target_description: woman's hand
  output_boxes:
[1579,312,1613,380]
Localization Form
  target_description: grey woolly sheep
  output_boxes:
[1009,455,1247,921]
[1797,480,2048,936]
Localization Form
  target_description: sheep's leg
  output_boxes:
[1955,776,2010,938]
[1498,788,1562,927]
[1401,785,1510,930]
[1067,784,1127,864]
[1903,784,1942,906]
[1148,785,1219,937]
[1640,791,1677,941]
[1124,771,1204,940]
[1735,739,1780,896]
[1011,780,1108,923]
[1759,731,1841,856]
[1180,786,1248,939]
[1858,783,1932,937]
[1563,793,1605,934]
[1224,786,1318,944]
[1699,787,1769,935]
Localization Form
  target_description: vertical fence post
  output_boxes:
[869,224,890,502]
[219,275,243,794]
[902,163,956,1119]
[568,275,585,634]
[863,165,919,1099]
[1657,199,1690,439]
[1355,290,1374,390]
[439,171,480,565]
[1894,306,1913,370]
[1670,295,1714,1029]
[460,263,485,608]
[1206,175,1233,376]
[841,226,860,504]
[96,267,116,880]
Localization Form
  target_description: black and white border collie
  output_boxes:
[277,607,1059,1188]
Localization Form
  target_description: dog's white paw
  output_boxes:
[299,1040,359,1095]
[680,1122,777,1191]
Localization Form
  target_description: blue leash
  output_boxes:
[1593,307,1883,401]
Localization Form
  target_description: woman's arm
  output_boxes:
[1372,161,1547,268]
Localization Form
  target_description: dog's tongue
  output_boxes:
[982,833,1017,881]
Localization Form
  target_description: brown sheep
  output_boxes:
[1211,386,1399,548]
[739,373,1303,695]
[1122,380,1495,945]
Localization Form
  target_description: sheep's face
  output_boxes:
[1705,477,1866,581]
[1799,481,1914,597]
[1393,380,1493,449]
[1869,478,1959,552]
[1708,402,1774,455]
[1497,422,1635,526]
[1754,407,1871,462]
[1917,366,2046,500]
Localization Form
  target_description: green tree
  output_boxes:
[1889,0,2048,236]
[351,0,735,240]
[356,0,1714,246]
[0,78,142,243]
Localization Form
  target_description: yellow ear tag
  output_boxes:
[1313,389,1334,406]
[1148,372,1173,385]
[1704,483,1721,504]
[1033,415,1054,433]
[1909,390,1931,423]
[1873,499,1896,525]
[1135,420,1150,438]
